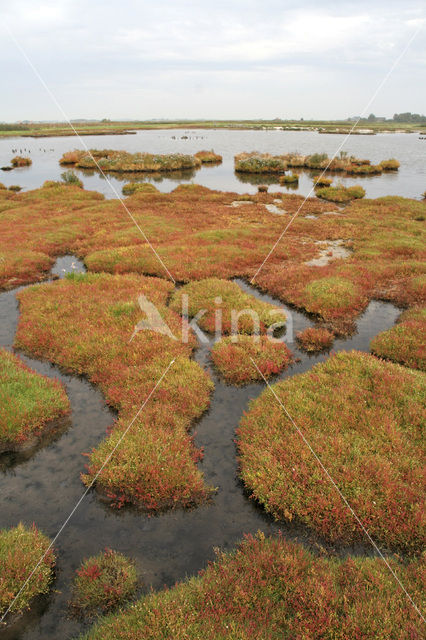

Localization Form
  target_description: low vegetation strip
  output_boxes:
[0,523,56,620]
[15,273,214,510]
[0,185,424,336]
[0,348,70,453]
[78,534,425,640]
[59,149,201,172]
[238,351,425,552]
[234,151,399,174]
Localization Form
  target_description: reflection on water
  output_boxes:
[0,129,424,199]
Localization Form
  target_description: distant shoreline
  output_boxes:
[0,120,425,138]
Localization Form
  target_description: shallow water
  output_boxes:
[0,128,425,199]
[0,257,402,639]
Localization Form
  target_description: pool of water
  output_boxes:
[0,257,401,639]
[0,128,425,199]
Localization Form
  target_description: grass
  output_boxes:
[211,335,293,385]
[315,185,366,203]
[59,149,201,172]
[15,273,214,510]
[0,523,56,620]
[78,533,425,640]
[371,307,426,371]
[169,278,287,334]
[71,549,137,617]
[194,150,222,163]
[0,348,70,452]
[237,351,425,552]
[61,170,83,187]
[296,327,334,352]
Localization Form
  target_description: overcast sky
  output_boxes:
[1,0,425,121]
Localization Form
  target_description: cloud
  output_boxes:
[0,0,425,119]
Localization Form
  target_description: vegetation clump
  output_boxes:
[238,351,425,552]
[78,534,425,640]
[211,335,293,385]
[122,182,159,196]
[313,176,332,187]
[71,549,137,617]
[61,170,83,188]
[371,306,426,371]
[234,151,398,175]
[0,523,56,621]
[11,156,32,167]
[0,348,70,453]
[59,149,201,172]
[15,273,214,510]
[8,185,22,192]
[315,184,365,203]
[279,173,299,184]
[169,278,286,334]
[296,326,334,352]
[234,152,288,173]
[345,164,383,175]
[194,150,222,163]
[379,158,400,170]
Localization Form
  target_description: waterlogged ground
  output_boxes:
[0,129,425,199]
[0,257,402,640]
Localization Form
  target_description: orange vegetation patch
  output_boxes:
[194,150,222,163]
[296,326,334,352]
[238,351,425,552]
[79,534,425,640]
[15,272,214,511]
[371,306,426,371]
[211,335,293,385]
[0,185,424,336]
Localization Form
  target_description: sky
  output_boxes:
[0,0,425,121]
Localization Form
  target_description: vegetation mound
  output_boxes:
[194,150,222,163]
[15,273,213,510]
[315,185,365,203]
[122,182,159,195]
[71,549,137,616]
[0,523,56,621]
[371,306,426,371]
[234,152,288,173]
[11,156,32,167]
[238,351,425,552]
[211,335,293,385]
[59,149,201,172]
[296,326,334,352]
[169,278,287,334]
[0,348,70,454]
[78,534,425,640]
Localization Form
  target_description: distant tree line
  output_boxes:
[362,112,426,123]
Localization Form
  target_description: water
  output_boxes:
[0,257,401,639]
[0,129,425,199]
